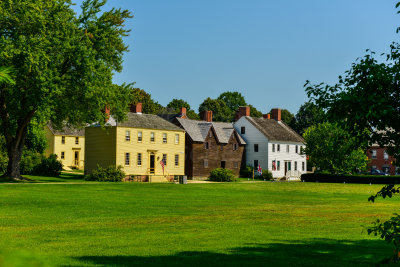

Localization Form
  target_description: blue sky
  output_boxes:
[72,0,399,114]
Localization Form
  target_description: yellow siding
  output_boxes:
[44,126,54,157]
[84,127,117,174]
[115,127,185,177]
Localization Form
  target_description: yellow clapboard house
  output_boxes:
[44,124,85,170]
[85,105,185,182]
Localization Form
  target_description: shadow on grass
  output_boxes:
[0,172,85,183]
[75,238,392,266]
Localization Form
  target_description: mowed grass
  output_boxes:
[0,179,398,266]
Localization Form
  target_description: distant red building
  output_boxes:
[366,146,398,175]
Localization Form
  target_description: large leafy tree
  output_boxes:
[269,108,296,128]
[293,102,325,135]
[0,0,133,178]
[198,98,231,122]
[131,88,163,114]
[166,98,199,119]
[303,122,369,174]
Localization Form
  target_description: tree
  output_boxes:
[166,98,199,119]
[249,104,263,118]
[131,88,163,114]
[198,98,231,122]
[217,91,247,113]
[293,102,325,135]
[0,0,133,179]
[269,108,296,128]
[303,122,369,174]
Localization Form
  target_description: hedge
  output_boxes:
[301,173,400,184]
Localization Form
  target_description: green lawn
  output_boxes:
[0,179,397,266]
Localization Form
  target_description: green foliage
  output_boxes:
[259,169,273,180]
[20,151,43,175]
[269,108,296,127]
[199,97,231,122]
[240,165,254,178]
[166,98,199,119]
[0,66,15,85]
[19,153,62,176]
[85,165,126,182]
[0,0,133,177]
[249,104,263,118]
[293,102,326,135]
[131,88,163,114]
[217,91,247,113]
[209,168,236,182]
[303,122,369,174]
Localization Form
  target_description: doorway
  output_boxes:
[149,154,155,174]
[74,151,79,167]
[221,161,226,169]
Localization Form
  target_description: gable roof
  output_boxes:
[176,118,246,145]
[116,112,183,131]
[244,117,304,143]
[47,123,85,137]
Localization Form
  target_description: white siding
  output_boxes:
[235,117,307,178]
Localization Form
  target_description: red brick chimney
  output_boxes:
[263,114,271,119]
[201,110,213,122]
[179,107,187,119]
[104,105,110,123]
[271,108,281,121]
[130,102,142,114]
[235,106,250,121]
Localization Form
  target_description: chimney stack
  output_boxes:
[235,106,250,121]
[271,108,281,121]
[263,114,271,119]
[104,105,110,123]
[201,110,213,122]
[130,102,142,114]
[179,107,187,119]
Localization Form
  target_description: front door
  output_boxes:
[284,162,288,176]
[149,154,155,174]
[221,161,226,169]
[74,151,79,167]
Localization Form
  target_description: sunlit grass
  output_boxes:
[0,181,396,266]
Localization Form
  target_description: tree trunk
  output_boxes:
[4,127,28,179]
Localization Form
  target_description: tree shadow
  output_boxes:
[75,238,393,266]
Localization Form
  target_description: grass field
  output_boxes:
[0,174,398,266]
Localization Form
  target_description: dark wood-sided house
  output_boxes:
[160,108,246,179]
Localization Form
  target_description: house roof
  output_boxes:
[244,117,304,143]
[176,118,246,145]
[116,112,183,131]
[47,123,85,137]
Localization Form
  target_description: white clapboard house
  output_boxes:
[234,107,306,180]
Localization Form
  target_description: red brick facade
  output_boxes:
[366,146,398,175]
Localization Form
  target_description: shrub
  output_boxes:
[209,168,236,182]
[240,165,253,178]
[20,150,42,175]
[32,154,63,177]
[85,165,125,182]
[259,169,273,180]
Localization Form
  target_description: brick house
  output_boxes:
[366,146,398,175]
[161,108,246,179]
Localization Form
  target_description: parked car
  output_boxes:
[367,169,389,176]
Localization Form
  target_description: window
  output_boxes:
[286,145,289,153]
[204,159,208,168]
[295,145,298,154]
[372,150,377,159]
[254,160,258,168]
[162,133,167,143]
[384,150,389,160]
[220,145,223,151]
[162,154,167,166]
[175,134,179,144]
[61,136,65,144]
[300,146,303,155]
[241,127,245,134]
[302,161,305,171]
[221,161,226,168]
[272,160,276,171]
[254,144,259,152]
[272,144,275,152]
[204,142,209,150]
[209,131,212,138]
[137,153,142,166]
[234,162,238,168]
[75,137,79,145]
[372,165,377,170]
[125,153,130,166]
[125,130,130,141]
[233,143,238,151]
[287,162,291,171]
[138,131,142,142]
[295,161,298,171]
[150,132,155,142]
[61,151,65,159]
[277,144,280,152]
[175,154,179,166]
[277,161,280,171]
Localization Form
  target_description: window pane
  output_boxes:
[175,134,179,144]
[137,153,142,166]
[125,153,130,165]
[175,154,179,166]
[125,130,130,141]
[150,132,155,142]
[163,133,167,143]
[162,154,167,165]
[138,131,142,142]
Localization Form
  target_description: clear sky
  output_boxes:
[72,0,399,114]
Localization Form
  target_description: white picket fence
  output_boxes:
[286,170,301,181]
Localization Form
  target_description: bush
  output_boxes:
[20,150,42,175]
[240,165,253,178]
[32,154,63,177]
[259,169,273,180]
[209,168,236,182]
[85,165,125,182]
[301,173,400,184]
